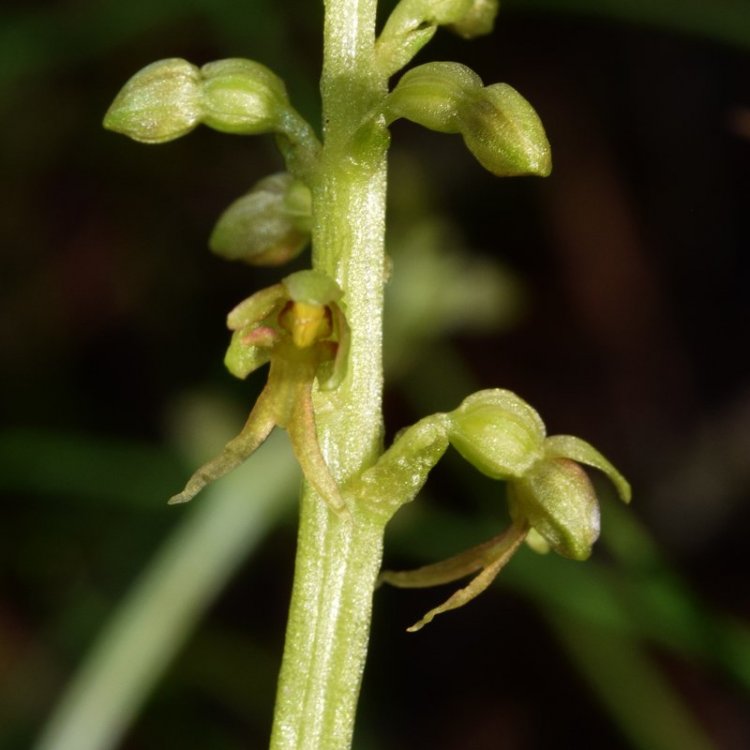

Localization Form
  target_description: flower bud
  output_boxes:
[386,62,483,133]
[459,83,551,177]
[103,58,201,144]
[209,173,312,266]
[376,0,474,77]
[200,58,289,135]
[507,458,601,560]
[448,389,545,479]
[448,0,499,39]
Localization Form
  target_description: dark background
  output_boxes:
[2,1,749,748]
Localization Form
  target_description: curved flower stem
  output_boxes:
[269,1,390,749]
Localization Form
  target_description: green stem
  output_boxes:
[269,503,389,750]
[269,1,390,748]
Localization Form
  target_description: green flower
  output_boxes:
[169,270,350,515]
[450,389,630,559]
[381,389,630,630]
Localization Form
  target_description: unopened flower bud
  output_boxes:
[103,58,201,144]
[209,173,312,266]
[448,389,545,479]
[386,62,482,133]
[459,83,552,176]
[200,58,289,135]
[507,458,601,560]
[448,0,499,39]
[376,0,475,77]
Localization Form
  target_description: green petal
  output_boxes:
[226,283,286,331]
[448,389,546,479]
[543,434,632,504]
[508,458,601,561]
[316,302,350,391]
[224,329,272,379]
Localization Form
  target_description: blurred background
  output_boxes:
[2,1,750,748]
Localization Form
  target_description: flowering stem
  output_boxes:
[268,1,390,748]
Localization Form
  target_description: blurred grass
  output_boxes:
[0,429,183,509]
[33,431,296,750]
[386,497,748,750]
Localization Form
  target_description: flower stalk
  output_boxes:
[269,1,391,748]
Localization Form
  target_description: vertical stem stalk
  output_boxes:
[270,1,390,748]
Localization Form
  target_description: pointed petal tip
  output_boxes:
[167,492,191,505]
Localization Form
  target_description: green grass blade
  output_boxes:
[546,609,716,750]
[33,431,298,750]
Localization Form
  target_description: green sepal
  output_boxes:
[226,283,287,331]
[448,389,545,479]
[209,173,312,266]
[543,434,632,504]
[385,62,482,132]
[103,58,202,144]
[459,83,552,177]
[282,270,344,306]
[508,458,600,560]
[224,283,286,380]
[200,58,290,135]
